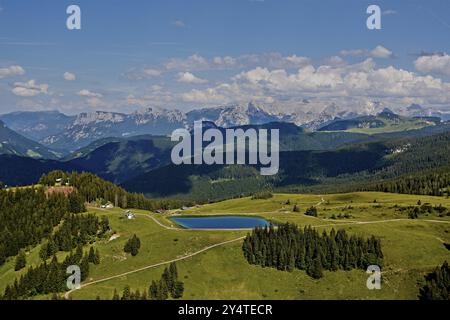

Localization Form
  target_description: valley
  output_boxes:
[2,191,448,300]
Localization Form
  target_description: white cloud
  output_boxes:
[172,20,186,28]
[340,45,394,59]
[181,59,450,107]
[213,56,238,68]
[182,88,228,104]
[63,71,76,81]
[0,65,25,78]
[162,53,310,72]
[370,45,394,59]
[143,68,162,77]
[165,54,210,71]
[177,72,208,84]
[324,56,347,67]
[12,80,48,97]
[87,97,107,108]
[414,53,450,76]
[123,67,162,80]
[77,89,103,98]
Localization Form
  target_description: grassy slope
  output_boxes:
[2,192,449,300]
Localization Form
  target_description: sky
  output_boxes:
[0,0,450,115]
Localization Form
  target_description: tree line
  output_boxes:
[242,223,383,279]
[361,168,450,197]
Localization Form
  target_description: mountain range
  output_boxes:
[2,102,449,153]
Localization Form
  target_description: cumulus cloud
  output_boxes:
[340,45,394,59]
[213,56,238,68]
[12,80,49,97]
[77,89,103,98]
[0,65,25,78]
[177,72,208,84]
[324,56,347,67]
[181,58,450,107]
[63,71,76,81]
[414,53,450,76]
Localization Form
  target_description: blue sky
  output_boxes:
[0,0,450,114]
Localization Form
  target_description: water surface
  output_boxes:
[171,216,270,229]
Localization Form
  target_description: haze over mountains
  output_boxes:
[1,102,449,153]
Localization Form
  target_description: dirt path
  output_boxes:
[64,235,245,299]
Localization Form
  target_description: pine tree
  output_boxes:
[88,247,96,264]
[149,280,158,300]
[121,285,131,300]
[112,288,120,300]
[80,255,90,282]
[172,281,184,299]
[308,256,323,279]
[14,250,26,271]
[94,249,101,265]
[158,278,169,300]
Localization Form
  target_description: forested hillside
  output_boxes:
[0,188,85,265]
[121,130,450,201]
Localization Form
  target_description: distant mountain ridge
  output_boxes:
[0,120,60,159]
[1,102,448,153]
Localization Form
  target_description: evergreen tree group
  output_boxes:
[0,187,85,266]
[39,214,109,261]
[124,234,141,256]
[1,245,101,300]
[115,285,148,300]
[419,261,450,300]
[242,223,383,279]
[111,263,184,300]
[14,250,26,271]
[362,169,450,197]
[39,171,189,211]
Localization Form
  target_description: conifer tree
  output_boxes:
[172,281,184,299]
[88,247,96,264]
[121,285,131,300]
[112,288,120,300]
[14,250,26,271]
[149,280,158,300]
[94,249,101,265]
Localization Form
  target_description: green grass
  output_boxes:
[2,192,449,300]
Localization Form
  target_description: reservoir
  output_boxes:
[171,216,270,230]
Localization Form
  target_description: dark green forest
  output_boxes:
[419,261,450,300]
[242,223,383,279]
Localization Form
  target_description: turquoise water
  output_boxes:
[171,216,270,229]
